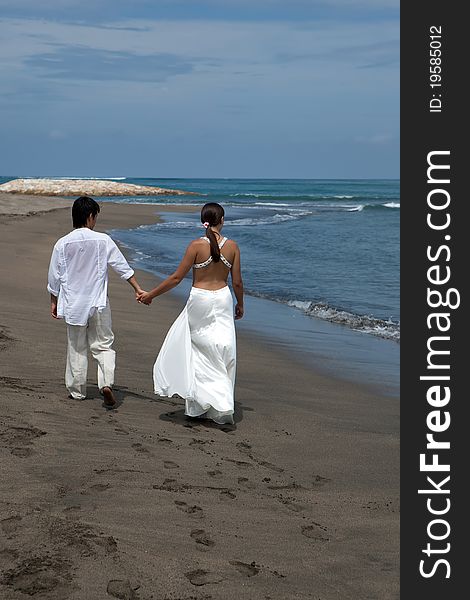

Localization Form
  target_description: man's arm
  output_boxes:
[47,245,61,319]
[126,275,144,295]
[107,237,145,297]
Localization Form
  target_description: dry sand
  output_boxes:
[0,195,399,599]
[0,194,75,216]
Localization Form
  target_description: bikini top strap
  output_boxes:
[200,236,228,249]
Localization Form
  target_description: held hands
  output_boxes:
[136,290,153,305]
[235,303,244,320]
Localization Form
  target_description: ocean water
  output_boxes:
[1,176,399,394]
[95,178,400,339]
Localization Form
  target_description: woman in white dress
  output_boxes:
[138,203,244,424]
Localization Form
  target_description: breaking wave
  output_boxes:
[287,300,400,341]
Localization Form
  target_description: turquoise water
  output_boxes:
[102,178,400,340]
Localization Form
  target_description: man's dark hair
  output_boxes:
[72,196,100,228]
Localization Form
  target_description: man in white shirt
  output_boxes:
[47,196,145,408]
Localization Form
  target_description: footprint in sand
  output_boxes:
[114,426,129,436]
[132,443,149,454]
[3,571,62,596]
[0,424,46,448]
[363,500,397,512]
[229,560,260,577]
[190,438,212,446]
[185,569,223,586]
[10,447,33,458]
[312,474,331,487]
[107,579,137,599]
[301,523,329,542]
[62,506,81,514]
[207,470,222,478]
[174,500,204,519]
[153,478,186,493]
[89,483,110,492]
[0,548,19,568]
[1,554,71,596]
[0,327,15,351]
[220,490,236,500]
[190,438,215,456]
[268,567,287,579]
[255,459,284,473]
[237,477,255,489]
[273,428,292,437]
[96,535,118,555]
[278,498,305,513]
[57,485,69,498]
[190,529,215,547]
[267,481,303,492]
[0,376,34,391]
[235,441,252,453]
[156,437,173,447]
[1,515,22,535]
[224,458,252,469]
[164,460,179,469]
[234,444,284,473]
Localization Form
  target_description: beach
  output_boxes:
[0,195,399,599]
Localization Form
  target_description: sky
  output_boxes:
[0,1,399,178]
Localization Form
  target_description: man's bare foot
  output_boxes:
[102,386,116,408]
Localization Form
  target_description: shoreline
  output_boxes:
[0,197,399,599]
[0,191,399,396]
[108,207,399,398]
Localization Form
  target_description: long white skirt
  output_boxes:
[153,286,236,424]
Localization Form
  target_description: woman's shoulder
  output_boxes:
[189,237,208,247]
[223,238,239,250]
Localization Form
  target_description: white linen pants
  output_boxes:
[65,301,115,399]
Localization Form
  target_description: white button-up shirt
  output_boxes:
[47,228,134,326]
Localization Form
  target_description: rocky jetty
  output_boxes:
[0,178,198,197]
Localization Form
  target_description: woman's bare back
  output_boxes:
[192,236,237,290]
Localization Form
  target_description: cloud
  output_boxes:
[0,16,399,68]
[0,0,399,10]
[276,39,399,69]
[0,0,399,24]
[0,0,80,6]
[0,77,66,108]
[0,16,398,123]
[0,12,399,177]
[25,46,195,82]
[0,0,398,7]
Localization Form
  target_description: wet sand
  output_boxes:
[0,196,399,599]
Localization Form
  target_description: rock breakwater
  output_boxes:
[0,179,198,197]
